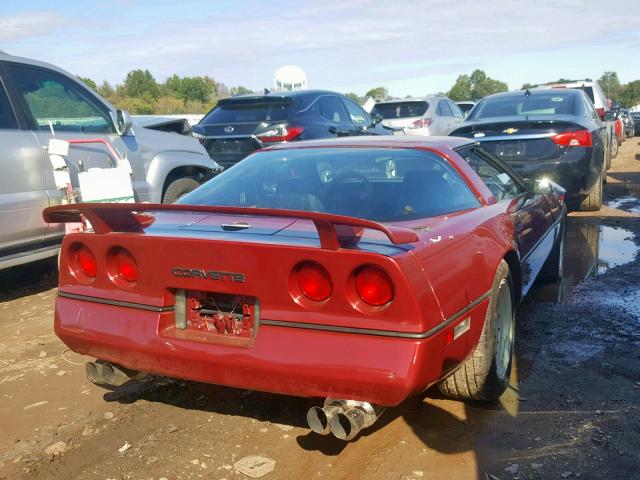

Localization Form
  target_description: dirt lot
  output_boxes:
[1,141,639,480]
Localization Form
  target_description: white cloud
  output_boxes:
[3,0,640,94]
[0,12,64,41]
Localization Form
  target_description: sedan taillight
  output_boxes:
[191,131,207,145]
[295,262,332,302]
[75,245,97,278]
[257,124,304,142]
[551,130,592,147]
[354,266,394,306]
[408,118,433,129]
[108,248,139,284]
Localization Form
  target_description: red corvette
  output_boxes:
[44,136,565,440]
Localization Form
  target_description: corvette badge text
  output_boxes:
[172,268,246,283]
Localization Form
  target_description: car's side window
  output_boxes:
[585,98,600,122]
[342,98,370,127]
[436,100,453,117]
[458,147,523,200]
[448,100,464,120]
[314,96,350,123]
[7,64,115,133]
[0,79,18,129]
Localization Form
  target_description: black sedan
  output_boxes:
[192,90,390,170]
[450,89,607,211]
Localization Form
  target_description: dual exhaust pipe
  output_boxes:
[307,399,385,440]
[86,362,380,440]
[85,360,145,387]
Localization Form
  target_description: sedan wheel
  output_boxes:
[438,260,515,402]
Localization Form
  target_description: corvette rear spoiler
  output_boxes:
[43,203,419,250]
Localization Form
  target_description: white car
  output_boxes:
[371,96,464,136]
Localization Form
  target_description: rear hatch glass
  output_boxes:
[371,101,429,119]
[470,93,576,120]
[202,97,295,124]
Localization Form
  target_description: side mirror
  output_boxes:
[370,112,383,126]
[115,109,133,135]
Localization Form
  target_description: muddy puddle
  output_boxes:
[529,218,638,303]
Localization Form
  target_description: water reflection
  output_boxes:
[529,218,638,303]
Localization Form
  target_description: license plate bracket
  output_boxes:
[164,290,259,346]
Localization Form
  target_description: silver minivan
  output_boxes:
[0,52,222,269]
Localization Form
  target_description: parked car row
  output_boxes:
[3,52,626,271]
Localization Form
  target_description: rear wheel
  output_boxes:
[610,136,618,159]
[578,170,603,211]
[438,260,514,402]
[163,178,200,203]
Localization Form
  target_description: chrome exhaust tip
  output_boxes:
[307,399,386,440]
[307,403,343,435]
[85,361,106,384]
[85,360,145,387]
[329,402,385,441]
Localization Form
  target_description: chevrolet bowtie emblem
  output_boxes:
[503,128,519,134]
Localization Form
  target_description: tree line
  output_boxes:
[79,70,252,115]
[80,68,640,115]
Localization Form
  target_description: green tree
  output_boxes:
[448,70,507,100]
[123,69,159,99]
[598,72,622,101]
[77,76,97,91]
[448,74,472,101]
[97,81,115,98]
[365,87,389,101]
[345,92,362,104]
[619,80,640,108]
[230,86,253,96]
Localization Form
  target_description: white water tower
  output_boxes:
[274,65,307,91]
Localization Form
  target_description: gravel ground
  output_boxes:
[0,139,638,480]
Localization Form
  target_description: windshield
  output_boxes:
[201,97,294,123]
[180,147,479,222]
[469,92,576,120]
[371,101,429,119]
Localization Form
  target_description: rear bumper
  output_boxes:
[54,295,487,406]
[505,148,600,197]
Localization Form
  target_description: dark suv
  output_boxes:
[192,90,390,169]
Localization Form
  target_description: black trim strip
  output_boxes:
[520,215,562,264]
[261,290,491,339]
[57,291,174,312]
[57,288,492,339]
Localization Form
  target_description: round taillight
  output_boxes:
[113,249,139,282]
[355,266,394,306]
[296,262,332,302]
[75,245,97,277]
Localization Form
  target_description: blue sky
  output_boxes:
[1,0,639,96]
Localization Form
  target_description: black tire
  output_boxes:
[537,216,565,283]
[162,178,200,203]
[610,136,618,159]
[578,170,603,211]
[438,260,514,402]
